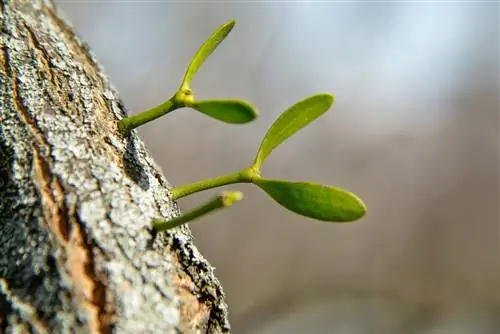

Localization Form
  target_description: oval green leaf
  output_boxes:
[191,99,259,124]
[254,179,366,222]
[253,93,334,169]
[182,20,236,86]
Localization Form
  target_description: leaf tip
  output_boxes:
[327,187,367,222]
[315,92,335,109]
[217,19,236,40]
[238,100,259,123]
[226,19,236,29]
[348,193,367,221]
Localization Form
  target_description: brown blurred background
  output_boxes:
[56,1,498,333]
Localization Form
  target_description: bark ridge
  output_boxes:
[0,1,230,333]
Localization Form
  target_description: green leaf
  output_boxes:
[182,20,236,86]
[253,93,334,169]
[254,179,366,222]
[191,99,258,124]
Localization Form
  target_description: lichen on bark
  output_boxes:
[0,0,230,333]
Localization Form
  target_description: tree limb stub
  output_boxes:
[0,1,230,333]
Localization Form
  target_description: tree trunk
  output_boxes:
[0,1,230,333]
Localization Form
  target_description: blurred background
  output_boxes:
[56,1,498,333]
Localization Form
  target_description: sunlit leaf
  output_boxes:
[182,20,236,86]
[191,99,258,124]
[253,93,334,169]
[254,179,366,222]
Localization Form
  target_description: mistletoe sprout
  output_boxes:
[168,94,367,223]
[118,20,258,135]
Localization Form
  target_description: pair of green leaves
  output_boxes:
[171,93,367,223]
[252,94,365,222]
[118,20,257,134]
[125,20,367,230]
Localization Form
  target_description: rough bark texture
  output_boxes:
[0,0,230,333]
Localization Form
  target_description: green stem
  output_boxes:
[118,99,177,134]
[153,191,243,231]
[172,168,254,200]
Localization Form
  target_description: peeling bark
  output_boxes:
[0,0,230,333]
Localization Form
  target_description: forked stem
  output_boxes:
[117,86,195,134]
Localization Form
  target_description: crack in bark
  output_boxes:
[3,18,113,333]
[0,279,49,334]
[22,21,54,82]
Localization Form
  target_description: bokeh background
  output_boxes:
[56,1,498,333]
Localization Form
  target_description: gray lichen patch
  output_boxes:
[0,0,230,333]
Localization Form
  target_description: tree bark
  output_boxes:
[0,1,230,333]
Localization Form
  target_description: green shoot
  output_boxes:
[152,191,243,231]
[171,93,367,223]
[117,20,257,135]
[118,99,176,135]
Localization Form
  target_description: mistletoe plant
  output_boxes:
[118,20,258,135]
[153,93,366,230]
[116,20,367,230]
